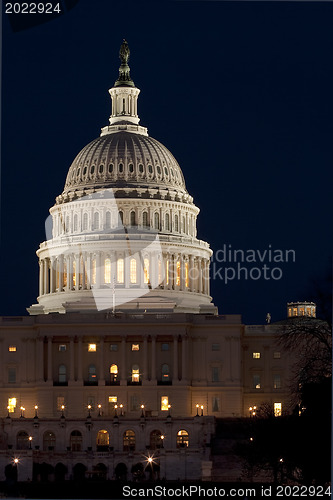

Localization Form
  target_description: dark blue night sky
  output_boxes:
[1,1,332,323]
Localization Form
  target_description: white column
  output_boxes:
[75,255,80,291]
[50,257,55,293]
[189,255,195,292]
[43,259,49,295]
[96,252,101,288]
[59,255,64,292]
[198,258,203,294]
[39,260,44,296]
[173,336,178,381]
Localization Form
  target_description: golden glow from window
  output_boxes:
[8,397,16,413]
[132,344,140,351]
[117,258,124,283]
[92,259,96,285]
[161,396,169,411]
[144,258,149,284]
[88,344,96,352]
[166,260,169,285]
[185,262,189,288]
[293,307,298,316]
[108,396,117,403]
[288,307,292,317]
[8,346,16,352]
[130,258,137,284]
[104,258,111,283]
[253,352,261,359]
[299,307,305,316]
[176,261,180,286]
[96,429,109,446]
[110,364,118,375]
[274,402,282,417]
[63,262,67,288]
[73,261,76,287]
[131,365,140,383]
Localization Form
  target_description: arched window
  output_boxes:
[43,431,56,451]
[16,431,29,450]
[176,430,189,448]
[96,430,109,451]
[117,258,124,283]
[110,364,118,383]
[104,258,111,284]
[182,216,186,234]
[73,214,78,232]
[118,211,124,226]
[58,364,67,383]
[130,211,136,226]
[130,258,137,284]
[154,213,159,230]
[165,213,170,231]
[144,258,149,284]
[93,212,99,231]
[175,215,179,232]
[105,211,111,230]
[142,211,148,227]
[82,213,88,231]
[161,364,170,382]
[70,430,82,452]
[123,430,135,452]
[65,216,70,233]
[131,365,140,383]
[149,430,162,450]
[88,364,97,383]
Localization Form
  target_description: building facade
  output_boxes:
[0,42,298,482]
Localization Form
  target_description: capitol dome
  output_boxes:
[28,40,216,315]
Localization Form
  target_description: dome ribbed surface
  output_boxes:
[62,132,187,196]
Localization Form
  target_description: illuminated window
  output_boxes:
[299,307,305,316]
[132,344,140,351]
[293,307,298,316]
[273,351,281,359]
[130,258,137,284]
[131,365,140,383]
[161,364,170,381]
[253,352,261,359]
[212,343,220,351]
[288,307,292,317]
[166,260,169,285]
[91,259,96,285]
[110,364,118,382]
[161,396,169,411]
[123,430,135,451]
[273,375,281,389]
[177,430,189,448]
[59,344,66,352]
[176,261,180,286]
[96,430,109,447]
[8,397,16,413]
[8,368,16,384]
[117,258,124,283]
[58,364,67,383]
[185,262,189,288]
[88,344,96,352]
[108,396,117,403]
[144,258,149,284]
[8,346,16,352]
[253,374,261,389]
[274,402,282,417]
[104,258,111,283]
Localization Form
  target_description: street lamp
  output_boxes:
[34,405,39,418]
[29,436,33,449]
[119,404,124,416]
[87,405,92,417]
[20,406,25,418]
[160,434,165,448]
[196,404,199,416]
[98,404,102,417]
[61,405,65,417]
[200,405,204,416]
[140,404,145,417]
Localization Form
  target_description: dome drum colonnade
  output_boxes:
[31,40,215,315]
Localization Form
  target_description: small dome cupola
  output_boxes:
[108,40,140,127]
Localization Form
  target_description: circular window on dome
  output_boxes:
[128,163,134,173]
[157,166,161,175]
[99,164,104,174]
[108,164,114,174]
[148,165,153,174]
[118,163,124,173]
[91,165,95,175]
[139,164,144,173]
[83,166,87,176]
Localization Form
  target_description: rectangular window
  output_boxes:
[130,395,139,411]
[253,352,261,359]
[88,343,96,352]
[212,343,220,351]
[8,368,16,384]
[110,344,118,351]
[273,375,281,389]
[8,346,17,352]
[161,343,169,351]
[108,396,117,403]
[273,351,281,359]
[59,344,67,352]
[161,396,169,411]
[131,344,140,351]
[8,397,16,413]
[212,366,219,382]
[253,374,261,389]
[212,397,220,412]
[274,402,282,417]
[57,396,65,410]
